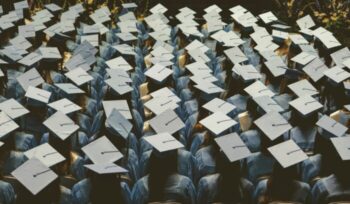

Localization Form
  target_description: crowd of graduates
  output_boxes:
[0,1,350,204]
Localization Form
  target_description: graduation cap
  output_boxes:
[43,111,79,140]
[268,140,308,168]
[150,87,181,104]
[16,68,44,91]
[85,163,128,174]
[0,98,29,119]
[224,47,248,64]
[288,79,319,97]
[331,136,350,161]
[244,80,275,98]
[116,32,137,42]
[289,96,323,117]
[253,95,284,113]
[200,112,237,135]
[143,132,184,152]
[202,98,236,115]
[194,82,224,95]
[24,143,65,167]
[259,11,278,24]
[149,109,185,135]
[296,15,315,30]
[330,47,350,68]
[10,35,32,50]
[25,86,51,104]
[302,58,328,82]
[254,111,292,140]
[0,112,19,139]
[11,158,58,195]
[324,66,350,84]
[82,136,123,164]
[64,54,90,71]
[65,68,93,86]
[48,98,81,114]
[144,95,179,115]
[102,100,132,119]
[264,57,288,77]
[145,64,173,83]
[105,79,132,95]
[291,52,316,66]
[214,132,251,162]
[18,52,42,67]
[105,109,132,139]
[54,83,85,95]
[39,47,61,59]
[316,115,348,138]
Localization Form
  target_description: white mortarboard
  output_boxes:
[324,66,350,84]
[143,132,184,152]
[81,35,99,47]
[149,30,171,42]
[202,98,236,115]
[272,30,289,40]
[229,5,247,14]
[65,68,93,86]
[214,132,251,162]
[221,31,245,47]
[43,111,79,140]
[106,109,132,139]
[11,158,58,195]
[90,9,110,24]
[102,100,132,119]
[25,86,51,103]
[105,79,132,95]
[16,68,44,91]
[149,109,185,134]
[122,3,138,9]
[190,73,218,84]
[330,47,350,68]
[291,52,317,66]
[205,4,222,13]
[186,61,212,75]
[18,25,36,38]
[113,44,136,56]
[268,140,308,168]
[253,95,284,113]
[1,46,23,61]
[224,47,248,64]
[144,96,179,115]
[185,40,209,53]
[149,56,173,67]
[24,143,65,167]
[82,136,123,164]
[344,58,350,69]
[85,163,128,174]
[319,34,341,49]
[271,24,291,30]
[0,98,29,119]
[188,48,210,63]
[118,21,137,33]
[39,47,61,59]
[45,3,62,12]
[303,58,328,82]
[297,15,315,30]
[299,44,318,56]
[289,34,308,45]
[150,87,181,104]
[18,52,42,67]
[10,35,32,50]
[194,82,224,95]
[119,12,137,22]
[65,54,90,71]
[116,32,137,42]
[264,57,288,77]
[14,0,29,10]
[232,64,262,81]
[289,95,323,116]
[254,41,279,52]
[288,79,319,97]
[254,111,292,140]
[82,24,100,35]
[151,46,174,60]
[200,112,237,135]
[145,64,173,83]
[150,3,168,14]
[244,80,275,98]
[259,50,279,61]
[54,83,85,94]
[105,56,133,71]
[331,136,350,161]
[0,112,19,139]
[106,69,132,83]
[259,11,278,24]
[48,98,81,114]
[250,28,273,44]
[316,115,348,137]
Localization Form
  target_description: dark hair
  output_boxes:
[215,151,245,203]
[90,172,123,204]
[148,150,178,202]
[264,163,298,202]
